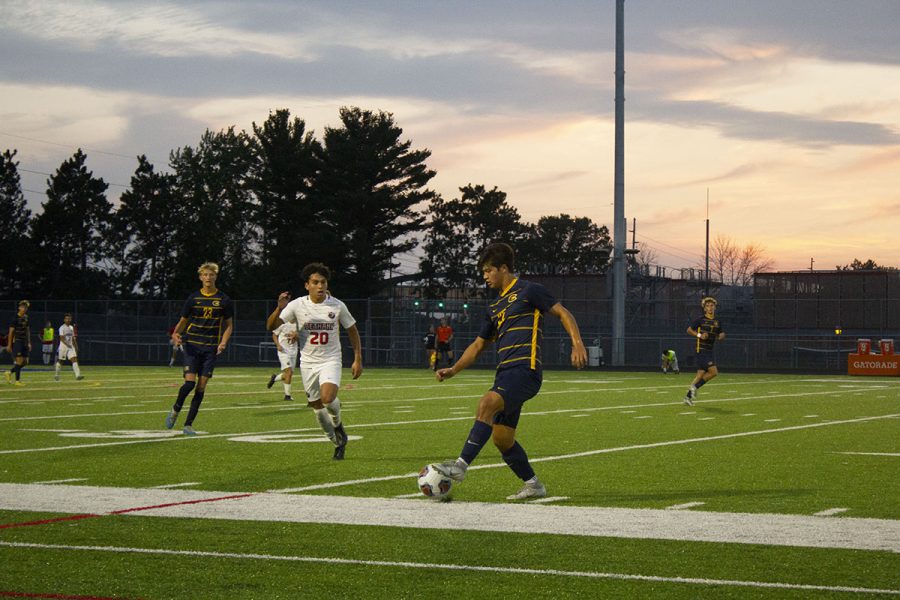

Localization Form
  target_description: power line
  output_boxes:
[0,131,138,161]
[19,167,128,189]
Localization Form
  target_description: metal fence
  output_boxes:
[6,297,895,373]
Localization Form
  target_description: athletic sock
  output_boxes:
[173,380,196,412]
[695,379,707,390]
[314,408,337,442]
[54,362,61,377]
[184,390,205,426]
[283,382,291,396]
[72,363,81,378]
[326,397,342,426]
[501,441,536,482]
[459,420,493,465]
[12,364,21,381]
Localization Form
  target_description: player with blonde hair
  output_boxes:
[683,297,725,406]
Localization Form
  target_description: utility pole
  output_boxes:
[810,258,815,272]
[630,217,637,250]
[704,188,710,297]
[611,0,626,366]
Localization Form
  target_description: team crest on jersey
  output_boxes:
[507,293,518,304]
[212,300,220,307]
[328,312,335,319]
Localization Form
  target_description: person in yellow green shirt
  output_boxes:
[41,321,55,365]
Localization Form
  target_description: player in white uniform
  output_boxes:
[266,263,363,460]
[267,321,298,401]
[55,313,83,381]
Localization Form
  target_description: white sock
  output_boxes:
[326,397,342,426]
[283,382,291,395]
[54,362,61,376]
[314,408,337,443]
[72,363,81,377]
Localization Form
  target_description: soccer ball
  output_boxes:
[418,464,453,499]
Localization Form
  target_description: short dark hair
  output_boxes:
[301,262,331,282]
[477,242,515,271]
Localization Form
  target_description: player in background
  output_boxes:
[423,324,437,370]
[435,317,454,368]
[683,297,725,406]
[6,300,31,386]
[433,243,587,500]
[55,313,83,381]
[41,321,55,365]
[266,263,362,460]
[167,325,183,367]
[661,349,679,374]
[165,262,234,436]
[267,318,298,401]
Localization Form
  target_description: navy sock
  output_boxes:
[459,420,493,465]
[173,380,196,412]
[184,390,205,426]
[695,379,707,390]
[502,442,536,482]
[12,364,22,381]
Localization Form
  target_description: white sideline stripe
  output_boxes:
[836,451,900,457]
[1,541,896,596]
[29,478,87,484]
[815,508,849,517]
[1,484,898,553]
[528,496,569,504]
[666,502,706,511]
[150,482,202,489]
[270,413,900,493]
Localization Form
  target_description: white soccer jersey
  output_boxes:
[273,322,298,351]
[58,324,76,350]
[279,294,356,366]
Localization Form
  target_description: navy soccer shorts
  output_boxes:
[183,343,218,378]
[490,366,542,429]
[696,350,716,371]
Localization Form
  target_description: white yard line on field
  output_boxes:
[1,540,897,595]
[0,483,898,554]
[835,451,900,457]
[814,508,850,517]
[270,413,900,494]
[666,502,706,510]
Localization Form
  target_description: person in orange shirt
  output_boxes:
[436,317,454,369]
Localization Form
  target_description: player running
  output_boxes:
[165,262,234,435]
[266,263,362,460]
[54,313,84,381]
[683,297,725,406]
[267,319,298,401]
[432,242,587,500]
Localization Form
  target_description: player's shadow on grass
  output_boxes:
[697,405,735,415]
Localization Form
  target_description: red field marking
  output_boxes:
[0,493,255,530]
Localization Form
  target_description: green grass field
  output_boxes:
[1,365,898,599]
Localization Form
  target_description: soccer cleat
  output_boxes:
[674,370,680,375]
[168,359,175,367]
[165,409,179,429]
[54,374,60,382]
[507,479,547,500]
[284,394,293,401]
[432,460,467,482]
[683,388,695,406]
[13,381,25,387]
[334,423,348,446]
[333,440,346,460]
[183,425,197,436]
[75,375,84,381]
[267,374,277,389]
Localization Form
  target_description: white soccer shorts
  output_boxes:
[277,348,298,371]
[300,361,342,403]
[57,345,77,362]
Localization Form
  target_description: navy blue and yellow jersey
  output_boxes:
[691,315,724,353]
[180,289,234,350]
[8,314,29,342]
[478,278,558,374]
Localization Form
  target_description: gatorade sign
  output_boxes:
[847,354,900,376]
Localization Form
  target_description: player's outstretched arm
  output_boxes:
[266,292,291,331]
[436,336,487,381]
[347,324,363,379]
[549,303,587,369]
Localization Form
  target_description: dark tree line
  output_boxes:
[1,107,611,301]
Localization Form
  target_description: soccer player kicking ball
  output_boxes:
[266,263,363,460]
[433,243,587,500]
[683,297,725,406]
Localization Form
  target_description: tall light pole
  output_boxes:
[611,0,626,366]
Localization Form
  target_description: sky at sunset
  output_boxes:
[2,0,898,274]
